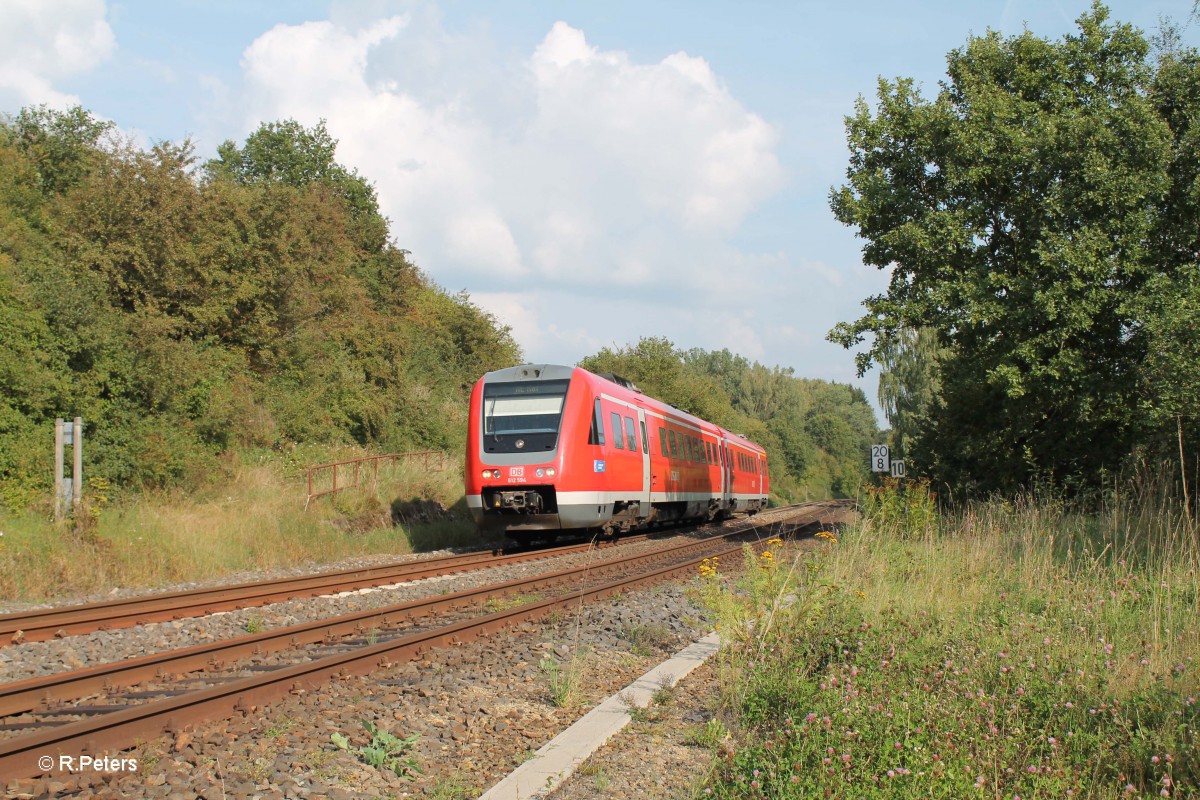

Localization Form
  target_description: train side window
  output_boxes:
[640,420,649,454]
[700,440,707,464]
[659,427,668,456]
[624,416,637,451]
[610,412,624,449]
[669,429,679,458]
[588,398,605,445]
[688,436,697,462]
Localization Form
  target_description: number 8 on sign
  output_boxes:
[870,444,889,473]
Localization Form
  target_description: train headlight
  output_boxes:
[481,469,499,479]
[546,468,556,477]
[535,468,545,478]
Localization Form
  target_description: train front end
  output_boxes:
[465,364,595,541]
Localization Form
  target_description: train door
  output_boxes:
[721,439,733,510]
[636,409,651,510]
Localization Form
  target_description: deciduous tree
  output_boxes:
[829,3,1198,493]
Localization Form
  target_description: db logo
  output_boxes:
[509,467,524,477]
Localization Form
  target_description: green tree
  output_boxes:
[206,119,386,248]
[5,105,112,195]
[876,327,942,464]
[829,4,1196,493]
[582,339,878,501]
[0,107,523,503]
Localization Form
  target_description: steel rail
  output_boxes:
[0,501,849,779]
[0,499,832,645]
[0,504,836,718]
[0,536,649,646]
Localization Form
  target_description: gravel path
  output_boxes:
[549,659,723,800]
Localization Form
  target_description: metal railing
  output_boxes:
[304,451,450,510]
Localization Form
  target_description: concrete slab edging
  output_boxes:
[477,630,722,800]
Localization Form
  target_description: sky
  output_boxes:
[1,0,1196,419]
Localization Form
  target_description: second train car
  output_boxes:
[465,364,769,543]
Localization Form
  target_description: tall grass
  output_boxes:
[0,449,484,604]
[697,483,1199,799]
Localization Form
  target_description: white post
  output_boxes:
[54,418,64,522]
[73,417,83,514]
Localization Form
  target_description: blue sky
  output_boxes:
[2,0,1195,419]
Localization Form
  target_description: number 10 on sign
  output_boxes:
[871,444,889,473]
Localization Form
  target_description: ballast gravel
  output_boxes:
[8,581,716,799]
[5,507,826,798]
[0,533,711,685]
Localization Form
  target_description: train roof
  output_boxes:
[481,364,767,455]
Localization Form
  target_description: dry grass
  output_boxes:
[0,449,486,604]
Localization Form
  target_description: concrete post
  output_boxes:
[54,418,64,522]
[73,417,83,514]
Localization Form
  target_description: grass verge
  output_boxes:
[695,483,1199,799]
[0,447,486,604]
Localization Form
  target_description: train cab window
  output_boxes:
[610,412,624,449]
[624,416,637,451]
[668,429,679,458]
[588,398,605,445]
[483,377,569,453]
[659,427,668,457]
[640,420,649,454]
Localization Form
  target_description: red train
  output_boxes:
[465,364,770,543]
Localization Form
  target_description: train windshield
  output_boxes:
[482,379,570,452]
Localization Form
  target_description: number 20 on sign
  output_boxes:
[871,444,889,473]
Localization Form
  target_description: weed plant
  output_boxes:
[331,720,421,779]
[540,652,587,709]
[0,449,483,603]
[697,484,1199,799]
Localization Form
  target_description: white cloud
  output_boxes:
[227,10,784,294]
[216,6,869,379]
[0,0,115,109]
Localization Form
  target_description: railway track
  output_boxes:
[0,536,644,646]
[1,500,850,780]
